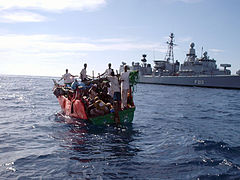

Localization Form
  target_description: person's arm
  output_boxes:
[98,70,107,78]
[71,74,78,77]
[99,72,106,77]
[58,75,63,82]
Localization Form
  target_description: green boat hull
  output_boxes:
[89,107,135,125]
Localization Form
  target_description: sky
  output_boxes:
[0,0,239,77]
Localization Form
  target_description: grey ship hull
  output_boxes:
[138,75,240,89]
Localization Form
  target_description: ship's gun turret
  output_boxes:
[220,64,231,75]
[220,64,231,70]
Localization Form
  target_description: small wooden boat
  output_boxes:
[57,95,135,125]
[53,71,138,125]
[55,94,135,125]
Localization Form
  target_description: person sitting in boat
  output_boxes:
[88,84,98,101]
[120,65,130,109]
[59,69,76,87]
[94,97,109,113]
[71,79,86,91]
[98,81,113,104]
[88,96,109,117]
[71,79,80,90]
[106,102,114,113]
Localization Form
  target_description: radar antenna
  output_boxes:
[164,33,177,64]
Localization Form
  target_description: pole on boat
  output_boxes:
[201,46,204,58]
[92,70,94,79]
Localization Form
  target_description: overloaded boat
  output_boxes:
[120,33,240,89]
[53,71,138,125]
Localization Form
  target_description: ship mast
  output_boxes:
[164,33,176,64]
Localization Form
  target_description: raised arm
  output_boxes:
[58,76,63,82]
[98,70,107,78]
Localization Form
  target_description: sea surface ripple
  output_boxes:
[0,75,240,179]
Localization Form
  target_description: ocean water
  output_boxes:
[0,75,240,179]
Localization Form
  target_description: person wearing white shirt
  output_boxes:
[99,63,113,78]
[107,71,121,101]
[59,69,75,86]
[107,71,121,123]
[80,63,88,82]
[120,66,130,109]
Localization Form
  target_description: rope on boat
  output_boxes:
[129,71,139,93]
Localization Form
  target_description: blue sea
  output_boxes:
[0,75,240,179]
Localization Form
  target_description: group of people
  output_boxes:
[58,63,134,118]
[58,63,88,86]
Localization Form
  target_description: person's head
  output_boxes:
[94,96,99,101]
[110,71,115,76]
[106,82,110,87]
[92,84,97,90]
[108,63,111,69]
[106,103,112,109]
[84,63,87,69]
[124,65,128,72]
[66,69,68,73]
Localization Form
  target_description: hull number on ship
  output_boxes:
[194,80,205,85]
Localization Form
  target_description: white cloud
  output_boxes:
[0,33,166,76]
[0,34,165,73]
[0,0,106,12]
[0,11,47,23]
[177,37,192,43]
[209,48,224,53]
[95,38,134,43]
[0,0,106,23]
[0,34,164,53]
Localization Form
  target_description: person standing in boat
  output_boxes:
[107,71,121,106]
[107,71,121,123]
[80,63,88,82]
[99,63,113,77]
[59,69,75,87]
[99,63,114,100]
[120,65,130,109]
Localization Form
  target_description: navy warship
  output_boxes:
[120,33,240,89]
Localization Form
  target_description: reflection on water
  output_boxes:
[51,113,141,179]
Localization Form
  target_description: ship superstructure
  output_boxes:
[179,42,231,76]
[120,33,240,89]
